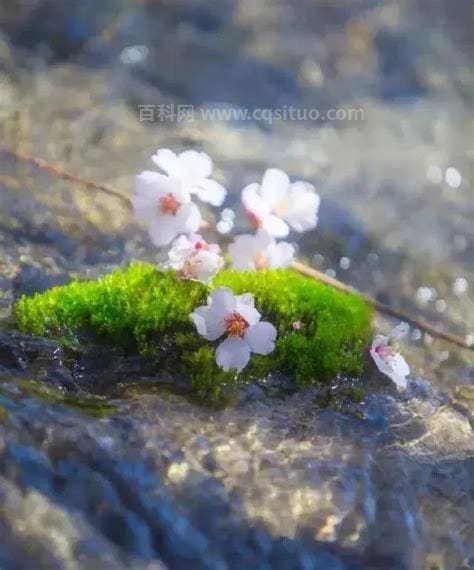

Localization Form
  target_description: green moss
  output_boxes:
[0,379,118,418]
[14,263,372,398]
[116,380,237,409]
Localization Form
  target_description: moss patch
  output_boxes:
[0,379,118,418]
[14,263,372,398]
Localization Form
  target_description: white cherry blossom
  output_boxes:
[190,288,277,372]
[229,229,295,271]
[370,322,411,390]
[167,234,224,283]
[241,168,320,237]
[152,148,227,207]
[134,171,201,246]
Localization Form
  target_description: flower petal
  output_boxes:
[147,216,181,246]
[254,229,275,248]
[168,234,192,261]
[285,182,320,232]
[194,178,227,207]
[245,321,277,354]
[267,241,295,268]
[241,183,270,218]
[134,171,182,204]
[389,353,410,381]
[179,150,213,179]
[180,202,202,234]
[370,348,393,376]
[192,250,224,283]
[290,180,318,196]
[190,306,226,341]
[229,230,291,271]
[392,374,408,391]
[190,306,209,337]
[208,287,236,314]
[151,149,183,177]
[261,214,290,238]
[215,337,251,372]
[235,293,261,325]
[260,168,290,207]
[370,348,410,390]
[228,234,260,270]
[134,170,169,198]
[167,236,188,269]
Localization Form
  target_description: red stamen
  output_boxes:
[247,210,262,230]
[194,240,208,251]
[159,193,181,216]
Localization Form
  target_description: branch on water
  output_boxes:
[1,146,471,351]
[0,147,132,208]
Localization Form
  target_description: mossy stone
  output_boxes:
[14,264,372,398]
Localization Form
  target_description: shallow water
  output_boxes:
[0,1,473,568]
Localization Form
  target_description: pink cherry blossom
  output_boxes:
[167,234,224,283]
[370,323,411,390]
[241,168,320,237]
[228,229,295,271]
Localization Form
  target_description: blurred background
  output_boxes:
[0,2,473,569]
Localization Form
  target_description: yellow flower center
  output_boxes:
[225,312,249,338]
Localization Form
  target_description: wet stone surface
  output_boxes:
[0,0,473,568]
[0,365,473,569]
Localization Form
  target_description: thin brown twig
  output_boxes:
[1,146,471,350]
[0,147,132,208]
[292,262,471,350]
